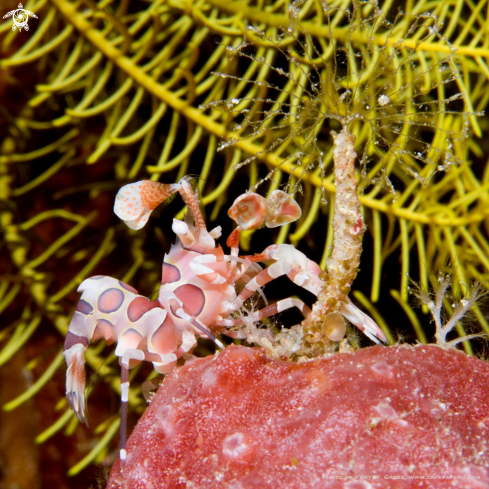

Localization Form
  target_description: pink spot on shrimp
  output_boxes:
[93,319,116,344]
[119,281,138,294]
[98,288,124,313]
[161,263,181,285]
[174,284,205,317]
[76,299,93,315]
[151,316,177,354]
[120,328,144,354]
[127,297,162,322]
[64,330,89,350]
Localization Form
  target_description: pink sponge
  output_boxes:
[107,345,489,488]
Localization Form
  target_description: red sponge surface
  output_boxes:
[107,345,489,488]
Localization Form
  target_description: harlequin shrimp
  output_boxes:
[63,176,386,462]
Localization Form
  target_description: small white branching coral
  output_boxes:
[411,273,487,349]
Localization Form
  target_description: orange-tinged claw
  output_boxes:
[228,191,301,231]
[265,190,302,228]
[114,181,179,230]
[228,193,268,230]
